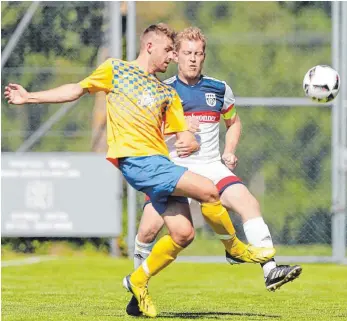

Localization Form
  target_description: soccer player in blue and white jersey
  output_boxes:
[127,26,302,316]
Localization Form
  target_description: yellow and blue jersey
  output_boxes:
[79,58,187,167]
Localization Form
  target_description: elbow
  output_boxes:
[67,84,85,102]
[74,84,85,99]
[235,114,241,127]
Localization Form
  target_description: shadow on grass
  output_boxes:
[157,311,281,319]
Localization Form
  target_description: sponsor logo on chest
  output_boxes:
[185,112,220,123]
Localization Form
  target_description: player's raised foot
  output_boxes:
[225,238,276,264]
[126,295,142,316]
[123,275,157,318]
[265,265,302,292]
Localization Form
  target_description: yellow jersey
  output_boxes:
[79,58,187,167]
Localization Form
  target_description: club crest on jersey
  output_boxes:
[205,93,216,107]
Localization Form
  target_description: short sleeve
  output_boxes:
[164,92,188,135]
[221,82,237,121]
[79,59,113,94]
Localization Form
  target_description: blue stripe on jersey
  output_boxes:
[164,75,227,113]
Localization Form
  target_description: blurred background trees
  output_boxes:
[1,1,333,246]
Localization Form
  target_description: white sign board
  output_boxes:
[1,153,122,237]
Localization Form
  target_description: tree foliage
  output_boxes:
[1,1,333,244]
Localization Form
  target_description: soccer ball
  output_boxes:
[303,65,340,103]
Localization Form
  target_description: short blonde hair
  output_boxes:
[175,27,206,52]
[140,23,176,43]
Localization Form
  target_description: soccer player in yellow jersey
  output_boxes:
[5,23,275,318]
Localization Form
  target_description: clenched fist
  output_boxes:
[222,152,238,170]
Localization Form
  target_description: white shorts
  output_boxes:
[184,161,243,226]
[144,161,243,227]
[184,160,242,192]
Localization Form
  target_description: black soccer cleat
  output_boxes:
[265,265,302,292]
[126,295,142,317]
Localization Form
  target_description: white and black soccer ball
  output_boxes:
[303,65,340,103]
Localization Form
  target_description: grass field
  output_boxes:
[2,256,347,321]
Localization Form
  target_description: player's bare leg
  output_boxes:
[137,205,165,244]
[124,201,194,317]
[220,184,302,291]
[173,171,275,263]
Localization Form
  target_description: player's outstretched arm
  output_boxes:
[4,83,86,105]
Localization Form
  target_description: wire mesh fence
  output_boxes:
[2,1,346,259]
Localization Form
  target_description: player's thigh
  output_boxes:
[172,170,219,203]
[138,202,165,243]
[220,184,261,222]
[162,200,195,247]
[203,161,242,187]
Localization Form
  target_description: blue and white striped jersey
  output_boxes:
[164,75,236,164]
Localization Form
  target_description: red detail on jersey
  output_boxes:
[216,176,242,193]
[106,157,119,168]
[144,194,152,207]
[221,104,234,114]
[184,111,220,123]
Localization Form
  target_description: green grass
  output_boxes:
[2,257,347,321]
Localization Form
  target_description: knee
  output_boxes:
[253,198,261,211]
[200,183,220,203]
[247,194,261,214]
[171,226,195,248]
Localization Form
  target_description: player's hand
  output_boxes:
[4,83,29,105]
[175,139,200,158]
[222,152,238,170]
[186,116,200,133]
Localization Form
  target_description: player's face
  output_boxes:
[150,35,175,73]
[176,40,205,80]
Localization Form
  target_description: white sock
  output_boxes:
[243,217,277,277]
[133,234,155,269]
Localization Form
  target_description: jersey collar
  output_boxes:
[176,74,204,88]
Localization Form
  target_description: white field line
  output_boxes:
[1,256,57,267]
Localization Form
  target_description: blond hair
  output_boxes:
[140,23,176,46]
[175,27,206,52]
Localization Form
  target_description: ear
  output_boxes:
[173,51,178,63]
[147,42,153,54]
[202,52,206,63]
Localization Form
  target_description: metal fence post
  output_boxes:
[1,1,40,69]
[126,1,137,259]
[109,1,124,257]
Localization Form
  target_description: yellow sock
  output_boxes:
[201,201,236,236]
[129,265,149,288]
[201,201,248,255]
[130,235,183,287]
